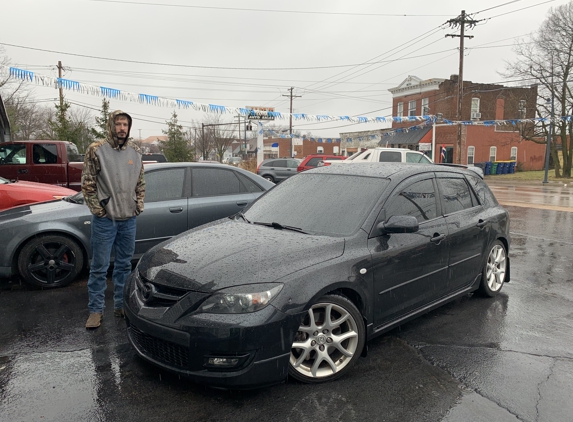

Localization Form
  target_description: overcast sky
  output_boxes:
[1,0,568,140]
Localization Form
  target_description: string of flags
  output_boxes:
[2,65,570,138]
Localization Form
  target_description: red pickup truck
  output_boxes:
[0,140,84,191]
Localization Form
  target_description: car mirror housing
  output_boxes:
[378,215,419,234]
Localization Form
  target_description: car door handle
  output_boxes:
[236,201,248,207]
[477,219,487,229]
[18,169,28,174]
[430,233,446,244]
[169,207,183,213]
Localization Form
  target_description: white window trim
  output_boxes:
[408,100,416,116]
[467,146,475,165]
[489,146,497,162]
[317,146,324,153]
[397,102,403,117]
[510,147,517,161]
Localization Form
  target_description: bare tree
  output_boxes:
[504,2,573,177]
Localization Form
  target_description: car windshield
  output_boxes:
[244,173,389,236]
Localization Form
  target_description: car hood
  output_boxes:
[0,197,86,222]
[4,180,76,194]
[138,219,345,293]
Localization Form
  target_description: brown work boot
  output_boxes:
[86,312,102,329]
[114,308,125,318]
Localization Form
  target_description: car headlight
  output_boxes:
[199,284,283,314]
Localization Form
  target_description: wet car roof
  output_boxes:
[305,162,473,178]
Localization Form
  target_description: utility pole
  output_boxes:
[57,60,65,122]
[282,87,301,158]
[446,11,479,164]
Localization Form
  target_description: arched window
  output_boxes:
[489,146,497,162]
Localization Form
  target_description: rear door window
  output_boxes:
[144,168,186,202]
[379,151,401,162]
[192,168,246,196]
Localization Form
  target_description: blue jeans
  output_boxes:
[87,215,137,313]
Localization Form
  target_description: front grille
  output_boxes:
[129,325,190,369]
[136,272,191,307]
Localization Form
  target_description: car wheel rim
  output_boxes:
[27,242,76,285]
[486,244,506,292]
[290,302,359,379]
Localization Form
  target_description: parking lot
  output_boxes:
[1,179,572,422]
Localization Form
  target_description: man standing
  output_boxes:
[82,110,145,329]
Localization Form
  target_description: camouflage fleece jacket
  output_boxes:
[81,110,145,220]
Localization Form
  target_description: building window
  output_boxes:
[317,146,324,153]
[471,98,481,119]
[397,102,403,117]
[489,146,497,162]
[422,98,429,115]
[518,100,526,119]
[510,147,517,161]
[408,100,416,116]
[333,146,339,154]
[467,146,475,165]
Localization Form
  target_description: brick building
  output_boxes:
[261,137,341,160]
[387,75,546,169]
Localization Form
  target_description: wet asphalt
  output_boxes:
[0,178,572,422]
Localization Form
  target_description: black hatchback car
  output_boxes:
[124,163,510,389]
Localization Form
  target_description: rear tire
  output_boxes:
[289,294,365,383]
[17,234,84,289]
[478,240,507,297]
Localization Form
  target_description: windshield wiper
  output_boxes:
[253,221,308,234]
[234,211,251,223]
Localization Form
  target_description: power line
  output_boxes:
[0,42,457,71]
[86,0,452,17]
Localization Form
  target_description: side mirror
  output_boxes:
[377,215,419,234]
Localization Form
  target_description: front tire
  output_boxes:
[17,234,84,289]
[478,240,507,297]
[262,175,275,183]
[289,294,365,383]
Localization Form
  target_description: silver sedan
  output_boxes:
[0,162,274,288]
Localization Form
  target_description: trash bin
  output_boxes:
[484,161,492,175]
[491,163,498,175]
[509,162,516,173]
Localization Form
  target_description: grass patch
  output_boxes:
[485,169,573,182]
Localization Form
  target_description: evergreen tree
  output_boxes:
[161,112,194,162]
[43,101,83,146]
[90,98,110,140]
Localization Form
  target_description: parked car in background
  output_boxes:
[297,154,345,172]
[0,162,274,289]
[124,162,510,389]
[0,140,84,191]
[256,158,300,182]
[227,157,242,166]
[324,148,432,165]
[0,176,76,211]
[142,153,167,163]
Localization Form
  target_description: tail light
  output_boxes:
[256,162,262,173]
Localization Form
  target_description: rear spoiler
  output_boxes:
[436,163,484,179]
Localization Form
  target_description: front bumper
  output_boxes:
[124,275,302,389]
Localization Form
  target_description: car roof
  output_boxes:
[305,162,477,179]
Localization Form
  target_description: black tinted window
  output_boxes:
[385,178,437,222]
[379,152,401,162]
[466,174,498,206]
[33,144,58,164]
[268,160,286,167]
[306,158,322,167]
[438,177,476,214]
[193,168,244,196]
[145,168,185,202]
[236,172,264,193]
